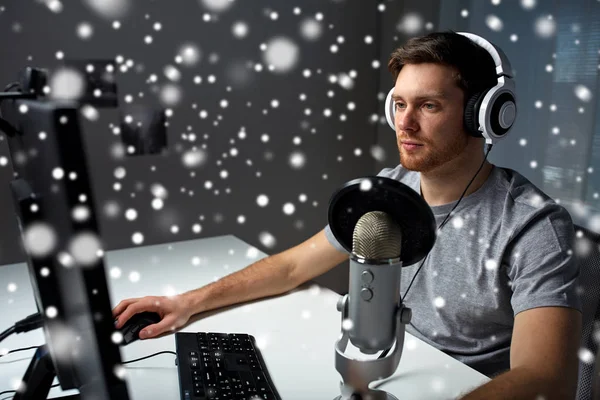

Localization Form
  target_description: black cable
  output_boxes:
[0,350,176,396]
[0,327,15,343]
[0,345,175,365]
[0,345,41,359]
[0,313,44,344]
[3,81,20,92]
[14,313,44,334]
[401,143,493,303]
[122,350,176,365]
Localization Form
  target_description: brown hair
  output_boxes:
[387,30,498,101]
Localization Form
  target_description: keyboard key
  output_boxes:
[219,382,232,391]
[229,372,242,390]
[238,371,255,389]
[249,362,261,371]
[216,370,228,381]
[205,370,217,386]
[231,333,248,339]
[213,350,224,359]
[252,372,267,386]
[206,387,218,399]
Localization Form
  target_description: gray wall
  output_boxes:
[0,0,385,294]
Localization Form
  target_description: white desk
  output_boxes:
[0,235,489,399]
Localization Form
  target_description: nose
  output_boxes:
[396,106,418,132]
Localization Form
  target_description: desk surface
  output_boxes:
[0,235,489,399]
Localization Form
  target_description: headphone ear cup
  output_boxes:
[463,91,485,138]
[384,87,396,131]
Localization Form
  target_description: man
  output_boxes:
[113,31,582,399]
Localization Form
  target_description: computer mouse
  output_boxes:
[117,311,161,345]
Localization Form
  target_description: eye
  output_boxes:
[394,102,405,111]
[423,103,436,110]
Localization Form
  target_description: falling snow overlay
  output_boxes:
[0,1,599,396]
[3,0,595,270]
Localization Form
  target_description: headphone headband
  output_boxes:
[456,32,513,78]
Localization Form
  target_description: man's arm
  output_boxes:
[459,306,582,400]
[113,229,348,337]
[184,228,349,315]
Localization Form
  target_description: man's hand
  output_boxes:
[112,295,194,339]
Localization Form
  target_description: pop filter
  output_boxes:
[327,176,436,266]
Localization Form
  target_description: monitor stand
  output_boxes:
[13,345,80,400]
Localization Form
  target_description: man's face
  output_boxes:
[392,63,468,173]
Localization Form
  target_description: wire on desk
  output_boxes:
[122,350,176,365]
[1,345,174,365]
[0,350,177,396]
[0,345,41,358]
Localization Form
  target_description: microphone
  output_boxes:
[327,176,436,400]
[348,211,403,354]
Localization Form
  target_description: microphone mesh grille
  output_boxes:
[352,211,402,259]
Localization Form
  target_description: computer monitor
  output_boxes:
[0,62,167,399]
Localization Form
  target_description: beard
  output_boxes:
[397,134,469,173]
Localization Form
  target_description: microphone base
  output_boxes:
[334,294,411,400]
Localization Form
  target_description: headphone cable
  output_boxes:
[378,143,493,360]
[401,143,493,303]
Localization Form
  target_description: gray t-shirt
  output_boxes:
[324,164,582,378]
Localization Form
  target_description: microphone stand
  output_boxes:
[334,293,412,400]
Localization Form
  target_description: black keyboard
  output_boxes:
[175,332,282,400]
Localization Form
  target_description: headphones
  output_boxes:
[384,32,517,145]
